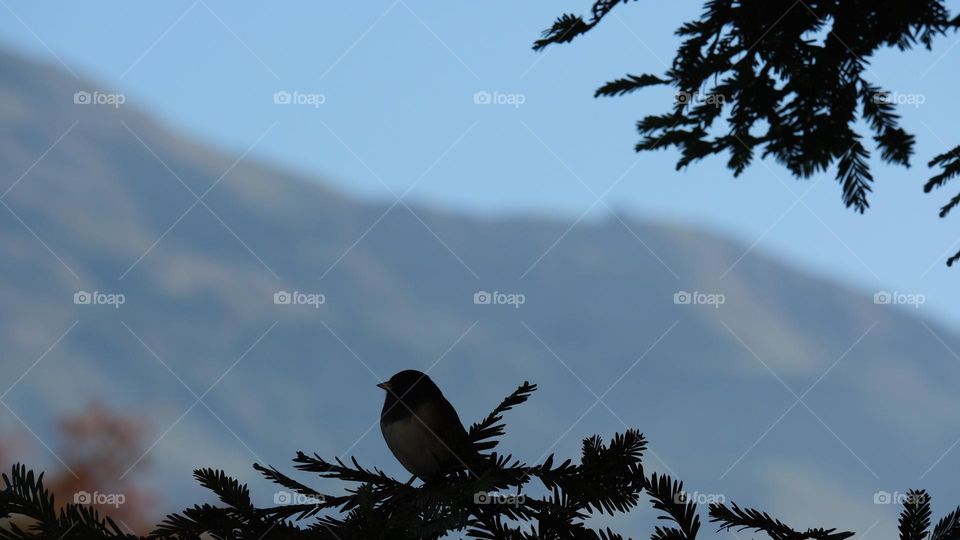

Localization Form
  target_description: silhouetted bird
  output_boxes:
[377,370,478,481]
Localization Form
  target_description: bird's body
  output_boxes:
[378,370,476,480]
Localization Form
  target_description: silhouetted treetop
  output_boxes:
[2,380,958,539]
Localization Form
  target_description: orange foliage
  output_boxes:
[2,402,157,535]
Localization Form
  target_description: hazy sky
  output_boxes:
[2,0,959,324]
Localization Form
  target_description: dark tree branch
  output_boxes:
[535,0,960,266]
[3,382,959,539]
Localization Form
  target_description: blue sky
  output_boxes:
[2,0,960,324]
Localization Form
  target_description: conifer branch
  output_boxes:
[2,383,959,539]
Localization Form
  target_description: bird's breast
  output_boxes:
[380,406,452,479]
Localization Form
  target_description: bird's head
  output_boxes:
[377,369,440,404]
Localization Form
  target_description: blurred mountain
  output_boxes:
[1,48,958,537]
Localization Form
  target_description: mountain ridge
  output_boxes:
[1,47,957,538]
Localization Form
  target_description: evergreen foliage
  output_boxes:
[534,0,960,264]
[2,381,956,539]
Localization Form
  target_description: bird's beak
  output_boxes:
[376,382,390,391]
